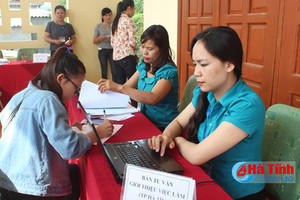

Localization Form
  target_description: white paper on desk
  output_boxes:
[106,113,134,121]
[87,107,138,116]
[79,80,130,108]
[72,124,123,144]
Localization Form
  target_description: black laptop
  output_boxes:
[78,101,184,183]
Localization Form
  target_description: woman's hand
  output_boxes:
[72,121,83,130]
[97,79,122,93]
[96,120,114,139]
[148,134,176,156]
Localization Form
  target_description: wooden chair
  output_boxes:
[177,75,198,113]
[16,48,38,61]
[262,104,300,200]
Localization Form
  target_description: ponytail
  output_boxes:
[112,2,123,35]
[111,0,135,35]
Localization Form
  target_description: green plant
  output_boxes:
[133,0,143,62]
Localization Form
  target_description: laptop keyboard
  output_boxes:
[112,142,162,170]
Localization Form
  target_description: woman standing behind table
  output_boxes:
[111,0,138,84]
[0,47,113,199]
[98,25,179,131]
[93,7,117,82]
[148,26,266,199]
[45,5,76,56]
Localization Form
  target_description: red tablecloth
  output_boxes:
[66,99,233,200]
[0,61,45,107]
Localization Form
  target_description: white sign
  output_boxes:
[121,164,196,200]
[33,53,48,63]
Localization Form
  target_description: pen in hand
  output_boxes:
[103,109,107,121]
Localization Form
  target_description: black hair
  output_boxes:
[32,46,86,104]
[54,5,66,13]
[101,7,112,22]
[112,0,135,35]
[141,25,175,74]
[186,26,244,143]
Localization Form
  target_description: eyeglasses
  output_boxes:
[66,77,81,95]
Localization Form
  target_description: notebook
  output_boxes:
[78,101,184,183]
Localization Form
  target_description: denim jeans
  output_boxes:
[113,55,137,107]
[0,164,80,200]
[98,49,117,82]
[113,55,137,84]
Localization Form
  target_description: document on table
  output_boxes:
[78,80,130,109]
[72,124,123,144]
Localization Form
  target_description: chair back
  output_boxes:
[177,75,198,113]
[16,48,38,61]
[262,104,300,200]
[0,50,3,58]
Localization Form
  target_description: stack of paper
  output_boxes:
[78,80,138,121]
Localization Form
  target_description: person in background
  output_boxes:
[148,26,266,199]
[93,7,117,82]
[0,46,113,199]
[111,0,138,85]
[98,25,179,131]
[45,5,76,56]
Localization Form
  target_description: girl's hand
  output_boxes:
[97,79,122,93]
[96,120,114,138]
[148,134,175,156]
[72,121,83,130]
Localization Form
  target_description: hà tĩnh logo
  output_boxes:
[232,161,295,183]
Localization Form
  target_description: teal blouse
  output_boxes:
[137,61,179,128]
[192,78,265,199]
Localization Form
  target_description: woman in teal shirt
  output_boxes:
[148,26,265,199]
[98,25,179,130]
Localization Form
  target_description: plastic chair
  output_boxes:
[16,48,38,61]
[262,104,300,200]
[177,75,198,113]
[0,50,3,58]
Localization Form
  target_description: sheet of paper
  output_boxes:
[78,80,130,109]
[72,124,123,144]
[87,107,138,116]
[105,113,134,121]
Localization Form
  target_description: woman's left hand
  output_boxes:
[97,79,122,93]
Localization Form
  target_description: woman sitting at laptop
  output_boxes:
[148,26,266,200]
[98,25,179,131]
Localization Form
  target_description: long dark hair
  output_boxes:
[101,7,112,22]
[186,26,243,143]
[111,0,134,35]
[141,25,175,74]
[32,46,86,104]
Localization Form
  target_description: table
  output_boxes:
[66,99,233,200]
[0,61,45,107]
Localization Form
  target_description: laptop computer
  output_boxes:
[78,101,184,183]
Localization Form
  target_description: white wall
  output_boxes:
[144,0,178,64]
